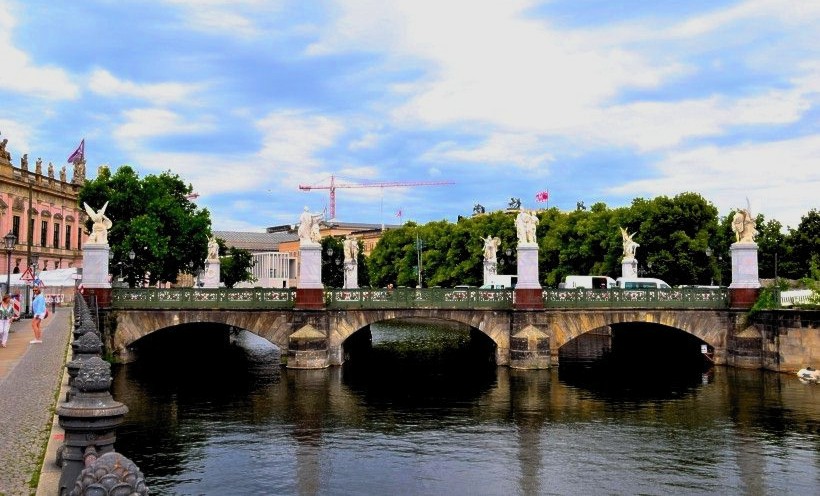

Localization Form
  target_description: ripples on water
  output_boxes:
[112,321,820,495]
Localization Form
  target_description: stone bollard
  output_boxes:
[69,451,148,496]
[57,356,129,495]
[65,332,104,402]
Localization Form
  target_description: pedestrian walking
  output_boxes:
[0,294,12,347]
[31,286,46,344]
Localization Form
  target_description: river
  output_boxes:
[111,320,819,495]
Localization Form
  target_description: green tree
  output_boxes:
[78,165,212,286]
[220,246,256,288]
[783,209,820,279]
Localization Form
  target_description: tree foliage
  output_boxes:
[366,193,818,288]
[220,246,256,288]
[78,165,212,286]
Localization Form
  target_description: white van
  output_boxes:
[560,275,616,289]
[615,277,671,289]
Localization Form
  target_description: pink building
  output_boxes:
[0,136,88,276]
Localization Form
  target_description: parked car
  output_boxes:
[559,275,616,289]
[615,277,671,289]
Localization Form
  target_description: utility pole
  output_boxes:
[416,233,423,288]
[24,180,33,317]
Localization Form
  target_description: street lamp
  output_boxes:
[128,250,136,288]
[4,232,16,295]
[705,247,714,286]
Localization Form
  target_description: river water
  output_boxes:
[111,320,819,495]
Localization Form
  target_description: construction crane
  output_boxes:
[299,175,455,219]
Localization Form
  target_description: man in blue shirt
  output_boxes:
[30,286,46,344]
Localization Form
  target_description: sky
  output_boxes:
[0,0,818,232]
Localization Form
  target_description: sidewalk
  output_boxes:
[0,309,72,496]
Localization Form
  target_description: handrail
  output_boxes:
[110,287,729,310]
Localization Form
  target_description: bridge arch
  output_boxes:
[326,309,512,366]
[548,309,729,364]
[112,310,294,362]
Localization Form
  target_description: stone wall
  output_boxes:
[754,309,820,372]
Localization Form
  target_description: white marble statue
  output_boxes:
[732,207,758,243]
[207,236,219,260]
[343,235,359,262]
[298,206,323,244]
[515,210,538,244]
[620,226,639,259]
[482,235,501,262]
[83,202,113,244]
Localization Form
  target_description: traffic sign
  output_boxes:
[20,266,35,282]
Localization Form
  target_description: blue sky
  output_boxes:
[1,0,818,232]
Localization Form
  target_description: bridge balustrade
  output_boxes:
[325,287,513,309]
[112,287,295,309]
[110,286,728,310]
[542,287,729,309]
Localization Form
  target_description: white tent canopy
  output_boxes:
[1,267,80,289]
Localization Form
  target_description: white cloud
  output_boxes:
[255,110,344,183]
[114,108,214,142]
[161,0,284,38]
[0,2,78,99]
[88,69,203,105]
[608,135,820,229]
[423,133,554,170]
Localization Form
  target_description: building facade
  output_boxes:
[0,136,88,279]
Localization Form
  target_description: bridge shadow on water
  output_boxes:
[118,323,282,399]
[558,322,713,402]
[341,319,499,408]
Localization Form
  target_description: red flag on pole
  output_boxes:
[67,139,85,163]
[535,190,549,202]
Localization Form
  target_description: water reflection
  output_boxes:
[112,321,820,495]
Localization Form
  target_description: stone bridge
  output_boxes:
[108,306,735,369]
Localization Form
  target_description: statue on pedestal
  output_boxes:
[298,207,323,244]
[515,210,538,245]
[732,207,758,243]
[207,236,219,260]
[343,235,359,262]
[482,235,501,263]
[620,226,639,260]
[83,202,113,244]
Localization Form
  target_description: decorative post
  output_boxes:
[295,207,325,309]
[80,202,113,307]
[619,226,640,278]
[728,205,761,308]
[513,210,542,309]
[202,236,220,288]
[57,357,129,495]
[343,235,359,289]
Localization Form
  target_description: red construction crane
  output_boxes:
[299,175,455,219]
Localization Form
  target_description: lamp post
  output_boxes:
[705,247,713,286]
[4,232,16,295]
[128,250,135,288]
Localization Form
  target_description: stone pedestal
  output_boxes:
[515,245,540,289]
[298,243,323,289]
[344,261,358,289]
[515,244,542,309]
[81,244,111,289]
[621,258,638,278]
[729,242,761,308]
[202,259,220,288]
[483,260,497,286]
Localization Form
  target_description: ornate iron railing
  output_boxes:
[542,287,729,309]
[110,286,728,310]
[325,287,513,309]
[112,287,296,309]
